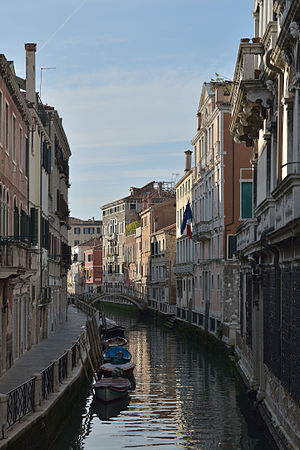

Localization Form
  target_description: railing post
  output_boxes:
[0,394,8,439]
[33,373,42,410]
[66,349,72,376]
[72,341,79,366]
[51,359,59,392]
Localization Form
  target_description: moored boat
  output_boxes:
[103,346,131,363]
[103,336,127,348]
[99,361,136,378]
[104,325,126,339]
[93,377,131,402]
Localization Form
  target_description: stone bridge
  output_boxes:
[77,287,148,311]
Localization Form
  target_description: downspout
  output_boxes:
[266,49,284,184]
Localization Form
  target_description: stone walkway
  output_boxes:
[0,305,87,394]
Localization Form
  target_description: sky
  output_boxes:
[1,0,253,219]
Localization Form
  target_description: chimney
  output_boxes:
[184,150,192,173]
[157,182,163,196]
[25,43,37,106]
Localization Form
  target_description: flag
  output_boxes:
[181,201,193,239]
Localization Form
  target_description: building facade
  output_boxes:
[149,223,176,314]
[101,181,175,288]
[174,151,194,322]
[68,217,102,248]
[84,238,102,292]
[230,1,300,447]
[191,82,252,343]
[0,43,71,376]
[140,198,176,299]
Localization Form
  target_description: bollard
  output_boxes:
[0,394,8,439]
[33,373,42,410]
[51,360,59,392]
[66,349,72,377]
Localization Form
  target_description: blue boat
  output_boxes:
[103,346,132,363]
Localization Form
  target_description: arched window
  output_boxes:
[13,197,19,239]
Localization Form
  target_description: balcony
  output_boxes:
[192,221,212,241]
[0,237,36,279]
[272,174,300,233]
[107,232,117,242]
[236,219,258,252]
[173,262,194,275]
[230,39,271,147]
[107,252,118,262]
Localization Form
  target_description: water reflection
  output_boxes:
[53,311,272,450]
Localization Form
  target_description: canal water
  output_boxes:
[52,309,272,450]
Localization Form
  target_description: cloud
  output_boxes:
[44,66,203,151]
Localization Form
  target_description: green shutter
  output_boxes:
[241,182,253,219]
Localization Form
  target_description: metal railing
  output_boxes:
[41,363,54,400]
[74,298,97,316]
[71,343,77,369]
[58,353,68,383]
[6,378,35,429]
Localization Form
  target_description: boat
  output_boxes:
[99,361,136,378]
[104,325,126,339]
[91,395,130,420]
[93,377,131,402]
[103,336,127,348]
[103,346,131,363]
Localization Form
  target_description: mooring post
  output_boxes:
[33,373,42,410]
[51,360,59,392]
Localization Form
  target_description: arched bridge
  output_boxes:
[77,287,148,311]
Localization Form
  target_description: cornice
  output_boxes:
[0,54,32,129]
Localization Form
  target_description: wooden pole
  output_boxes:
[81,335,98,381]
[77,343,94,390]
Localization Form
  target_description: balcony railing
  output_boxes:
[192,221,212,241]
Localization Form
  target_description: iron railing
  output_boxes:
[58,352,68,383]
[71,344,77,369]
[41,363,54,400]
[6,378,35,428]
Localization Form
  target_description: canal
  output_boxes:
[52,308,273,449]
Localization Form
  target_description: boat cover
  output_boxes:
[100,362,135,371]
[94,377,131,389]
[103,346,131,360]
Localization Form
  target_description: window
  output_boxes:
[227,235,237,259]
[130,203,136,210]
[87,254,92,262]
[74,227,81,234]
[96,227,101,234]
[241,182,253,219]
[5,103,9,152]
[83,228,89,234]
[25,136,29,177]
[12,115,16,162]
[19,127,23,170]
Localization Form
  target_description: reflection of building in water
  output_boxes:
[126,325,177,420]
[173,343,245,448]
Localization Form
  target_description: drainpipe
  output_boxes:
[266,49,284,184]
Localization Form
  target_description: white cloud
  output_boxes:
[44,67,204,151]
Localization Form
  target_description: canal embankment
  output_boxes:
[0,302,96,449]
